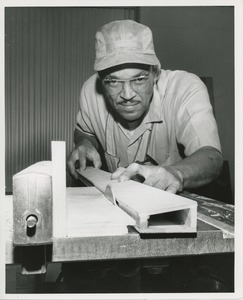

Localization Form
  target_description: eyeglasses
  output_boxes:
[103,74,151,96]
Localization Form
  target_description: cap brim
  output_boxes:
[94,51,160,71]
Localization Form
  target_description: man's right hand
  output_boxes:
[67,140,102,179]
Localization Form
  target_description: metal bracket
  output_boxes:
[20,245,47,275]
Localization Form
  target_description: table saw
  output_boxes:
[5,141,234,292]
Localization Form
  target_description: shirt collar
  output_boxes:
[115,83,163,146]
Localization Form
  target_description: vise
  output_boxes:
[12,141,67,274]
[13,161,53,274]
[13,161,53,246]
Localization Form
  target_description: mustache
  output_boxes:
[117,99,141,105]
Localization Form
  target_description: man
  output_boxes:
[64,19,225,293]
[67,19,223,194]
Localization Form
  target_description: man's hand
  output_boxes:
[111,147,223,193]
[67,140,102,179]
[111,163,183,194]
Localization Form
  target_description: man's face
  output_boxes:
[101,65,155,124]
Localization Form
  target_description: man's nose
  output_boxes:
[120,81,136,100]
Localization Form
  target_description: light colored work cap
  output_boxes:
[94,20,161,71]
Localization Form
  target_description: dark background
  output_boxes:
[5,6,234,199]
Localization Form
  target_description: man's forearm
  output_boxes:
[166,146,223,190]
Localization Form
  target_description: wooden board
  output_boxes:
[66,187,135,237]
[78,167,117,193]
[78,167,197,234]
[51,141,67,238]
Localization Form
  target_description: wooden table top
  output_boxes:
[5,190,234,264]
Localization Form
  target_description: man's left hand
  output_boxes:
[111,163,183,194]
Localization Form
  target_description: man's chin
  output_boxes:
[118,111,144,127]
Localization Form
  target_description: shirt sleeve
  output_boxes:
[76,80,97,137]
[174,73,222,156]
[75,74,108,150]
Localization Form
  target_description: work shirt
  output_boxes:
[76,69,221,172]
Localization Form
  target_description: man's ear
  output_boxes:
[152,65,161,83]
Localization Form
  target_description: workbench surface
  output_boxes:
[5,191,234,264]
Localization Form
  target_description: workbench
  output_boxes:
[5,191,234,264]
[5,186,235,294]
[5,149,235,293]
[6,145,234,267]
